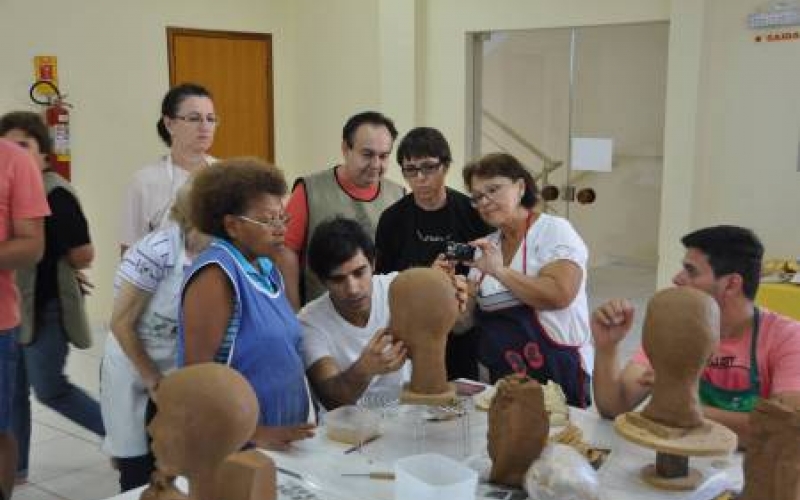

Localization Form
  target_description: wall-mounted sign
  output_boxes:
[748,1,800,29]
[754,30,800,41]
[33,55,58,95]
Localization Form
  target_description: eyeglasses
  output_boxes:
[174,113,219,125]
[400,161,443,179]
[469,183,513,207]
[237,213,291,229]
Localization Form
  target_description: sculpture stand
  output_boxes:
[399,382,457,406]
[614,412,736,491]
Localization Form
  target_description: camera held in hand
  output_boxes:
[445,241,476,262]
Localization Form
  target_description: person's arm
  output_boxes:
[278,182,308,310]
[469,237,582,311]
[307,329,406,410]
[181,265,234,364]
[110,282,162,397]
[65,244,94,270]
[591,299,652,418]
[0,218,44,269]
[274,246,301,311]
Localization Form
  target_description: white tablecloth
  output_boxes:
[105,406,742,500]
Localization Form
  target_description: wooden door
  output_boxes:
[167,27,274,162]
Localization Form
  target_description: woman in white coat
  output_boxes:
[102,182,209,492]
[118,83,217,255]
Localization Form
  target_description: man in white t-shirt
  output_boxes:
[299,217,409,410]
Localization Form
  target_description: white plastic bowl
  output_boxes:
[394,453,478,500]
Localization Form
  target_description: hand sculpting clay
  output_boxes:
[641,287,720,429]
[488,374,549,487]
[142,363,275,500]
[388,267,459,400]
[740,398,800,500]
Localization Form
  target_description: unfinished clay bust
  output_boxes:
[388,268,459,396]
[142,363,274,500]
[488,374,549,487]
[740,398,800,500]
[641,287,720,429]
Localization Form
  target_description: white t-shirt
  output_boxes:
[299,272,410,396]
[469,213,594,371]
[115,223,189,346]
[119,154,213,247]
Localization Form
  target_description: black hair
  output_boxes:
[307,216,376,281]
[157,83,212,146]
[342,111,397,149]
[189,157,287,240]
[681,225,764,300]
[0,111,52,155]
[463,152,539,208]
[396,127,452,167]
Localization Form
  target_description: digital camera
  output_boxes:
[445,241,476,262]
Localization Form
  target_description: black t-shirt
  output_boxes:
[375,188,492,274]
[35,185,91,309]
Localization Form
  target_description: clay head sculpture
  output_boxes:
[388,267,459,396]
[641,287,720,429]
[740,398,800,500]
[488,374,550,487]
[145,363,260,500]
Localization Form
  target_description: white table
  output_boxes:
[105,406,742,500]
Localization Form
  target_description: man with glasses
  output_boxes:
[281,111,404,307]
[374,127,491,380]
[592,226,800,448]
[0,138,49,500]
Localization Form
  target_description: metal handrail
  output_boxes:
[481,109,563,184]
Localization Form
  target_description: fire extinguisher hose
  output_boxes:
[29,80,62,105]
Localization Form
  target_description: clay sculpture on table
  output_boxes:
[739,398,800,500]
[641,287,720,429]
[488,373,550,487]
[388,267,460,404]
[614,287,737,491]
[141,363,276,500]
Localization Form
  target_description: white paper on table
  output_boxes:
[597,437,742,500]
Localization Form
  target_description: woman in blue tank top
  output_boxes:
[178,158,315,450]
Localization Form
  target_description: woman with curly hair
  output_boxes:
[179,158,315,451]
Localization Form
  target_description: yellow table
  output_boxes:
[756,283,800,321]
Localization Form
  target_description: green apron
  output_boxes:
[699,308,761,412]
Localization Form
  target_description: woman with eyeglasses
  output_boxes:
[443,152,593,408]
[179,158,316,451]
[375,127,491,380]
[102,179,209,491]
[119,83,217,255]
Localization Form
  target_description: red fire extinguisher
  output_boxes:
[30,80,72,180]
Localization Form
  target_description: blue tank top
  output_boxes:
[178,239,309,426]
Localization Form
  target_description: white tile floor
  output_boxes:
[12,327,119,500]
[11,263,657,500]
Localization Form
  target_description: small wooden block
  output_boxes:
[641,463,703,491]
[399,383,457,406]
[214,450,276,500]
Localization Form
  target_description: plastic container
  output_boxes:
[324,405,380,445]
[394,453,478,500]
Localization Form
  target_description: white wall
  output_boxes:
[692,0,800,256]
[0,0,295,324]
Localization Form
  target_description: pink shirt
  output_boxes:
[632,308,800,398]
[0,139,50,330]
